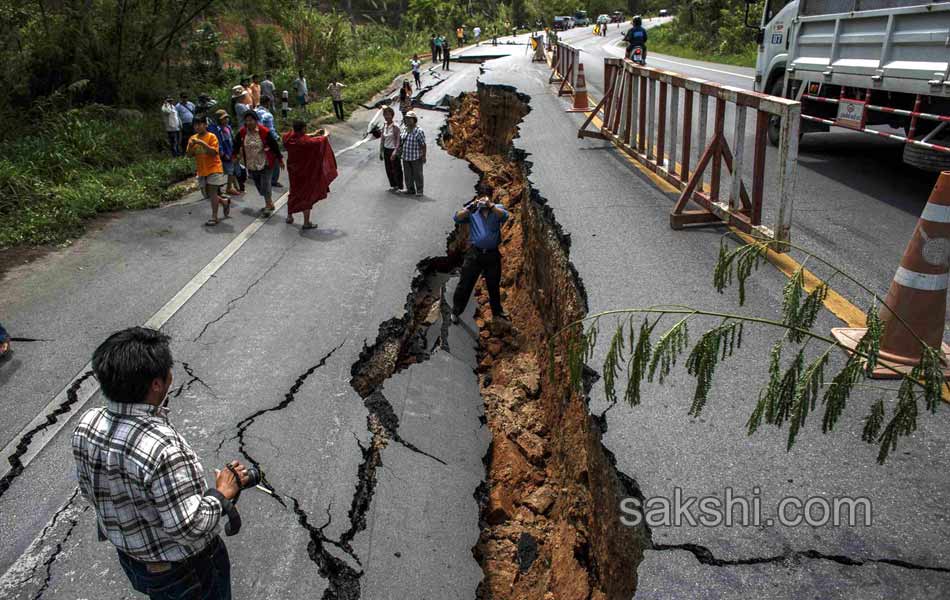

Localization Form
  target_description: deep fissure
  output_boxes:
[442,84,646,600]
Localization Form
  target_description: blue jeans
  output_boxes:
[271,162,281,186]
[117,537,231,600]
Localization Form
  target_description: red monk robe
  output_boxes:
[283,131,338,214]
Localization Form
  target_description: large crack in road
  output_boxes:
[442,84,646,600]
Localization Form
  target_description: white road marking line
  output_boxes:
[0,141,363,486]
[644,55,755,81]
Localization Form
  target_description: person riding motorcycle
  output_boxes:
[624,15,648,63]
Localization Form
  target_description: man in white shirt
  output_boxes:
[162,98,182,156]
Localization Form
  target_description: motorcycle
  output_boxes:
[629,45,646,65]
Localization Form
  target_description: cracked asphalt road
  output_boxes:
[2,32,949,600]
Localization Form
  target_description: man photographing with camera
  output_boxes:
[451,195,510,324]
[73,327,251,600]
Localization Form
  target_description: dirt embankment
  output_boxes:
[442,85,649,600]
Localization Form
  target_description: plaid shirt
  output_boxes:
[73,400,222,563]
[400,127,426,161]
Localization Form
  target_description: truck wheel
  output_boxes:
[767,79,784,147]
[903,142,950,173]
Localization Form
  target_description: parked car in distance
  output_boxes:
[553,16,572,30]
[610,11,624,23]
[597,14,609,25]
[658,9,669,17]
[573,10,589,26]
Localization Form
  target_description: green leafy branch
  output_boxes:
[553,238,946,464]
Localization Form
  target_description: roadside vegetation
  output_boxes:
[646,1,763,68]
[0,0,766,249]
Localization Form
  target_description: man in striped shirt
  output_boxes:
[73,327,250,599]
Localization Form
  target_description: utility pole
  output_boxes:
[344,0,356,34]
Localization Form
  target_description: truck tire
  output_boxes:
[902,142,950,173]
[767,79,784,147]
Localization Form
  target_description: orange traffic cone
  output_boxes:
[567,63,590,112]
[832,171,950,378]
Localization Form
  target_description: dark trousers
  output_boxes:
[118,536,231,600]
[271,162,281,186]
[442,51,451,70]
[402,159,424,194]
[383,147,403,189]
[333,100,345,120]
[413,72,421,88]
[181,123,194,145]
[453,248,503,317]
[167,131,181,157]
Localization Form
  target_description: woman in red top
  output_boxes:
[283,120,338,230]
[234,111,284,217]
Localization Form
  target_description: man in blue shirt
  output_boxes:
[176,93,196,146]
[451,196,510,323]
[624,15,648,62]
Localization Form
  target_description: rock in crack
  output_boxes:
[0,371,95,500]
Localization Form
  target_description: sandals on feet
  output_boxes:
[285,216,294,224]
[205,218,219,227]
[222,199,231,219]
[302,222,317,230]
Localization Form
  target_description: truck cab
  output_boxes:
[752,0,950,171]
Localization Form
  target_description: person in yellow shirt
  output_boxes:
[187,116,230,226]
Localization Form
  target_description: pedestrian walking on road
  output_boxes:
[176,93,196,145]
[429,35,437,62]
[161,97,181,157]
[231,85,251,122]
[248,74,262,107]
[435,35,444,62]
[411,55,422,88]
[442,37,452,70]
[187,116,229,225]
[457,25,465,48]
[399,111,426,196]
[293,70,308,107]
[281,90,290,119]
[235,111,283,217]
[473,26,482,45]
[261,72,276,106]
[283,121,337,230]
[328,77,346,121]
[398,82,413,120]
[450,196,510,323]
[257,96,283,188]
[211,110,241,197]
[73,327,253,600]
[379,106,403,191]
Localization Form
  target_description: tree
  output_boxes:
[559,237,946,464]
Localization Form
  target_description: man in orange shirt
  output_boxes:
[187,116,230,226]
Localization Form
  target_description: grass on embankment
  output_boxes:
[0,108,194,249]
[2,40,427,250]
[648,22,757,68]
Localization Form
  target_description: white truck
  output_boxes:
[750,0,950,171]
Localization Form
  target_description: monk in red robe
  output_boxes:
[283,121,338,229]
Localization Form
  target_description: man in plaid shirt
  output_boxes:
[399,111,427,196]
[73,327,250,599]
